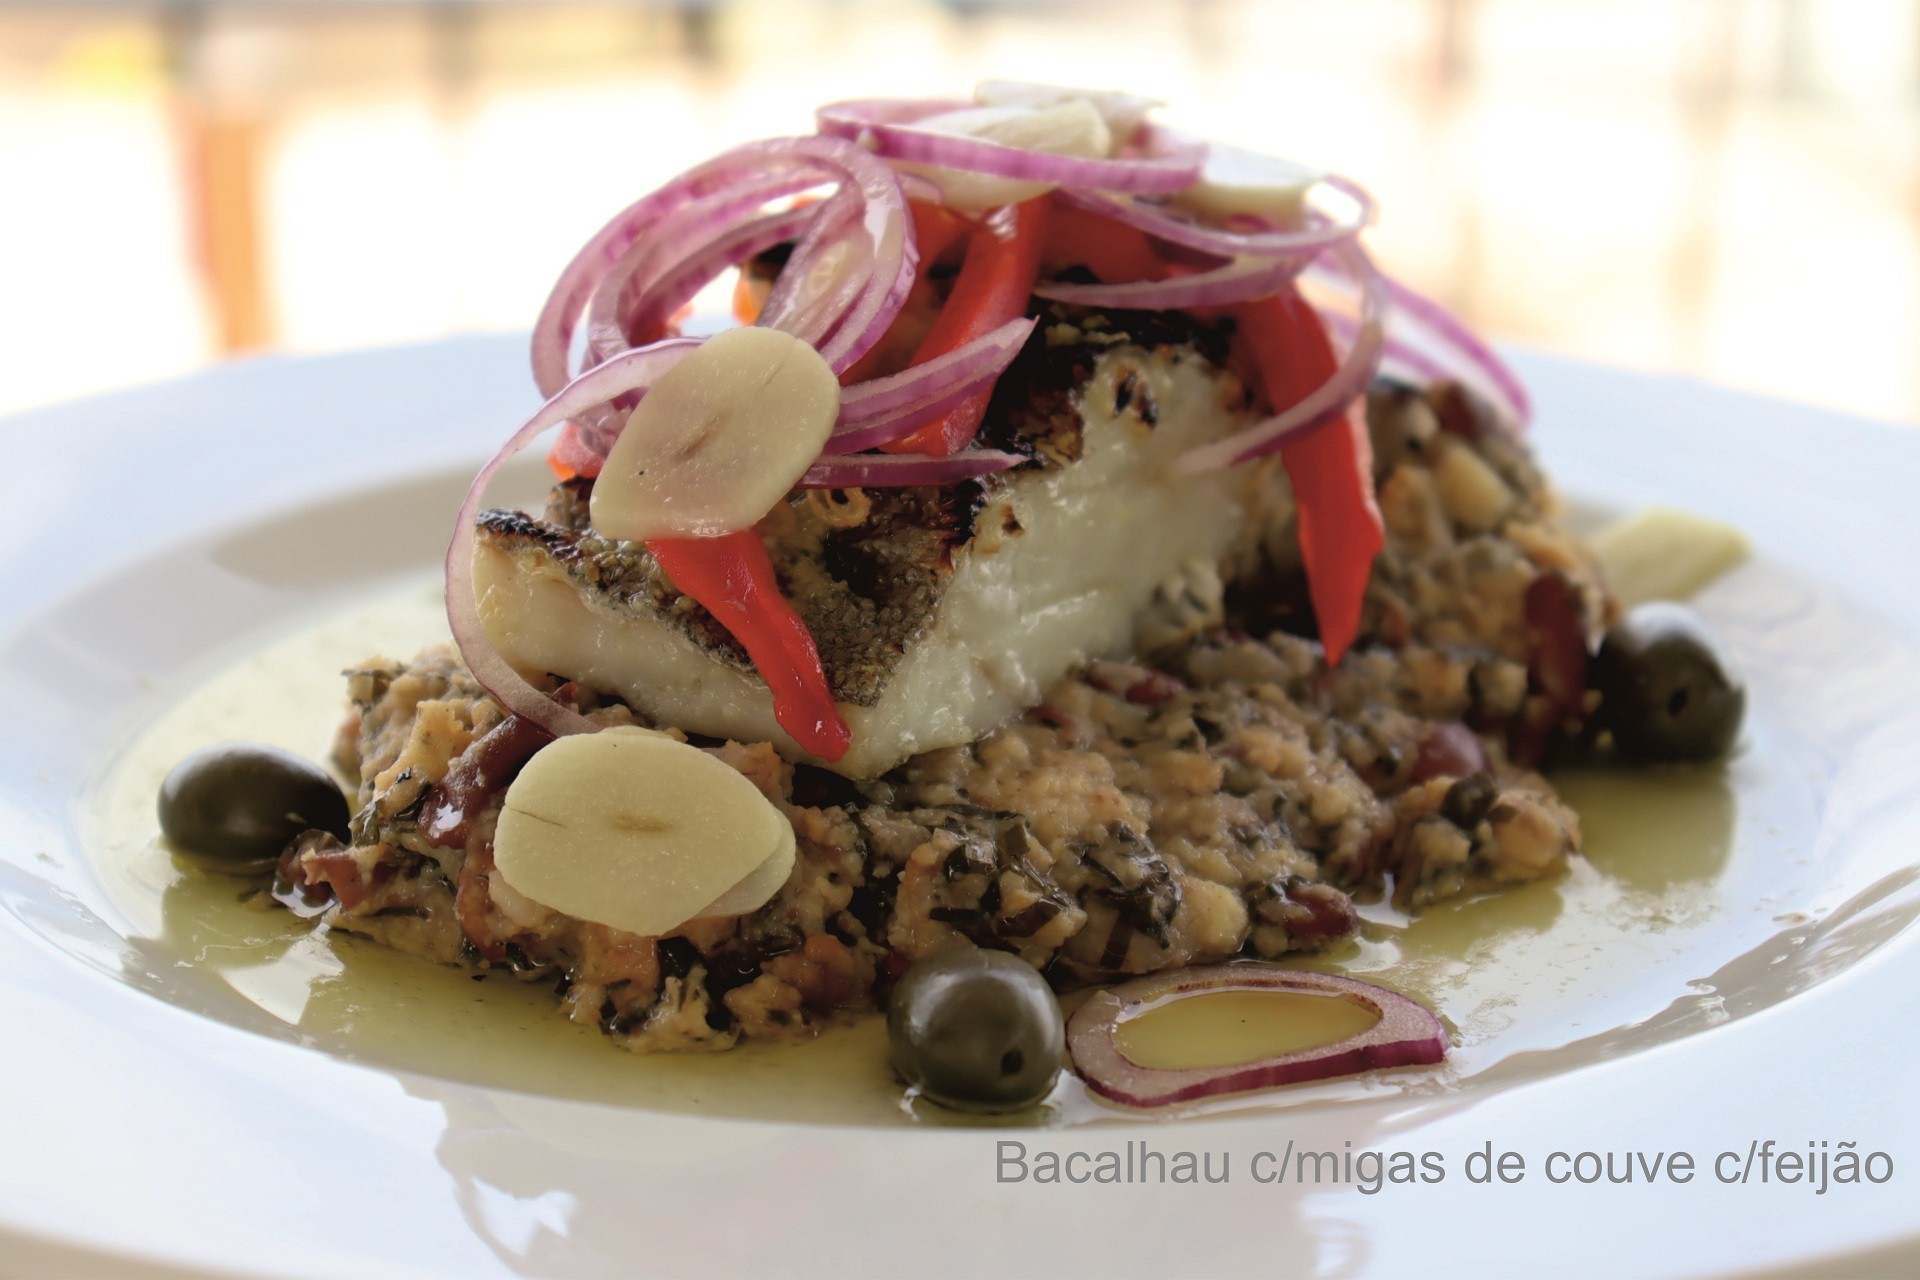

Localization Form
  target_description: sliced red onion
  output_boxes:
[1381,275,1532,428]
[1055,176,1373,262]
[1323,311,1450,385]
[815,96,971,138]
[797,448,1024,489]
[1066,965,1448,1109]
[547,420,616,482]
[1035,252,1303,312]
[549,147,912,463]
[533,157,802,400]
[584,198,816,370]
[894,171,945,204]
[812,163,920,374]
[1383,338,1450,386]
[1175,240,1387,473]
[1313,272,1529,430]
[446,340,697,736]
[816,97,1203,195]
[533,135,915,406]
[757,191,867,350]
[828,395,957,455]
[830,317,1035,452]
[761,156,920,374]
[838,318,1035,422]
[974,80,1164,144]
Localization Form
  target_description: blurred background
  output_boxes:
[2,0,1917,424]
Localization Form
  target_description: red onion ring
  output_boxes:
[755,190,867,350]
[1055,176,1374,262]
[1378,341,1451,387]
[798,448,1024,489]
[1312,271,1529,430]
[547,143,914,467]
[831,317,1035,452]
[894,171,945,204]
[1033,252,1307,311]
[534,159,790,400]
[828,395,959,456]
[1382,276,1528,429]
[975,80,1164,144]
[814,96,972,135]
[1175,240,1387,473]
[1323,310,1450,385]
[583,189,819,370]
[446,340,698,736]
[532,135,916,409]
[763,173,920,374]
[1066,965,1448,1108]
[815,98,1203,195]
[548,419,617,481]
[1379,275,1533,428]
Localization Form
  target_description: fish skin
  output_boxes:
[472,307,1290,776]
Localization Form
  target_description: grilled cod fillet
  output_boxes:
[472,312,1294,777]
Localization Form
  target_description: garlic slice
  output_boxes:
[694,836,796,921]
[1589,506,1751,607]
[900,100,1113,212]
[973,80,1161,142]
[588,327,839,543]
[492,727,797,938]
[1172,142,1323,222]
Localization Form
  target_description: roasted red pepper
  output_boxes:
[646,531,851,761]
[1036,213,1380,661]
[1041,201,1167,284]
[836,200,974,385]
[885,196,1051,456]
[730,200,974,386]
[909,198,975,274]
[1231,290,1384,666]
[547,428,604,483]
[571,201,967,760]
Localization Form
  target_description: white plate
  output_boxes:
[2,339,1918,1279]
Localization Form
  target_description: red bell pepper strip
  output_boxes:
[836,202,972,386]
[1041,202,1168,284]
[732,191,838,326]
[731,270,765,328]
[1231,290,1383,666]
[909,199,974,273]
[646,531,852,761]
[885,196,1051,456]
[727,201,974,385]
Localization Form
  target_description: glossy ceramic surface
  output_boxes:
[1,339,1917,1277]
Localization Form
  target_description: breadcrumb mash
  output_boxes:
[278,321,1607,1052]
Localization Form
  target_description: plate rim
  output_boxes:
[3,338,1919,1280]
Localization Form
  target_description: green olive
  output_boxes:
[1593,603,1746,762]
[888,948,1064,1112]
[158,743,351,864]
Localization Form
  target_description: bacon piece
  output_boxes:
[419,687,578,850]
[1268,877,1358,945]
[1515,571,1591,765]
[1125,671,1186,705]
[300,846,389,913]
[1408,720,1489,785]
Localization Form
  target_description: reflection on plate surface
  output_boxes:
[2,346,1919,1277]
[60,477,1919,1135]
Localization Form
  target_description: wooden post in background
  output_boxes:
[164,2,273,354]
